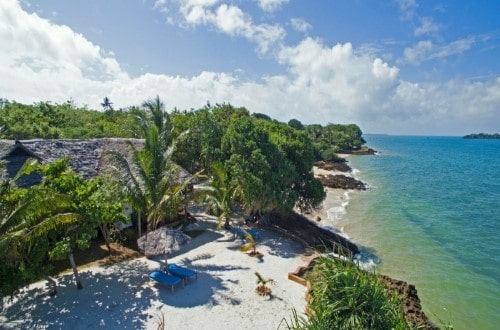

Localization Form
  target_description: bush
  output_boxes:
[288,255,409,330]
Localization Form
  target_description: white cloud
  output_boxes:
[404,40,433,62]
[290,18,311,33]
[1,0,498,135]
[414,17,439,36]
[397,0,418,20]
[404,37,475,63]
[256,0,289,12]
[0,0,128,104]
[176,1,285,54]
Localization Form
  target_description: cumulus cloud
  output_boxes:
[1,0,498,135]
[160,0,285,54]
[256,0,289,12]
[0,0,129,104]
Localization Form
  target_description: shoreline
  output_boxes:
[301,159,438,329]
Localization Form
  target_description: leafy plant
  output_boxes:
[239,230,262,258]
[287,255,409,330]
[254,272,274,296]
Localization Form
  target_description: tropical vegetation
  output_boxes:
[0,96,368,299]
[287,255,409,330]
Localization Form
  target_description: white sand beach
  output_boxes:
[0,213,310,329]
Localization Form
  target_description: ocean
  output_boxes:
[326,135,500,329]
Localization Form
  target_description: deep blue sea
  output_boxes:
[334,135,500,329]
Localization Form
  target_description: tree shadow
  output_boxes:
[0,253,247,329]
[259,231,305,259]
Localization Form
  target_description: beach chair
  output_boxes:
[234,227,247,239]
[234,227,260,241]
[149,270,183,293]
[247,228,260,240]
[166,264,197,283]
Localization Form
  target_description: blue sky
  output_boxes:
[1,0,499,135]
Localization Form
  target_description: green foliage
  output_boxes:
[288,255,409,330]
[0,157,127,295]
[105,97,200,233]
[0,98,367,228]
[305,123,366,159]
[0,99,141,139]
[288,119,305,130]
[198,162,241,229]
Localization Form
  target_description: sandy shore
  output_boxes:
[0,214,309,329]
[301,166,355,237]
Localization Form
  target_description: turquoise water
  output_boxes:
[337,135,500,329]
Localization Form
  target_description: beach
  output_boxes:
[0,213,310,329]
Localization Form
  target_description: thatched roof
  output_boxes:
[0,138,144,180]
[0,140,42,161]
[137,227,191,256]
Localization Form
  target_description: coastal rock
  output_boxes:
[379,275,439,329]
[314,160,352,172]
[341,147,377,155]
[317,174,367,190]
[267,211,360,256]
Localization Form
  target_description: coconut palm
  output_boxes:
[0,162,81,294]
[199,161,242,229]
[100,96,113,111]
[105,97,199,235]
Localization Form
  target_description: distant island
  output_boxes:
[463,133,500,139]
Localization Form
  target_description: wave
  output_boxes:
[326,191,350,224]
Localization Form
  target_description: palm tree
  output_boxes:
[199,162,242,229]
[105,97,199,235]
[0,163,81,293]
[100,96,113,111]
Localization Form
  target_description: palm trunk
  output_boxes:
[67,247,83,289]
[45,276,57,296]
[137,211,142,237]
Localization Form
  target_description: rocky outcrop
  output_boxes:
[341,147,377,155]
[379,275,439,329]
[317,174,367,190]
[314,160,351,172]
[267,211,359,256]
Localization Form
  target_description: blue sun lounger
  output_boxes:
[166,264,197,283]
[149,270,183,293]
[235,227,260,240]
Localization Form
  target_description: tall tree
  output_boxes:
[100,96,113,111]
[106,97,199,235]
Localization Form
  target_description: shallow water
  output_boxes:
[324,135,500,329]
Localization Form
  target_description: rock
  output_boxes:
[317,174,367,190]
[314,160,352,172]
[379,275,439,329]
[344,147,377,155]
[267,211,359,256]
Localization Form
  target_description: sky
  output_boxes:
[1,0,499,135]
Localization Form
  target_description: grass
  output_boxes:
[287,254,410,330]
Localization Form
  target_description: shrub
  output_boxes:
[288,255,409,330]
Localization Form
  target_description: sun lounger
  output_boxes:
[234,227,260,240]
[166,264,197,283]
[235,227,247,239]
[149,270,183,293]
[247,228,260,239]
